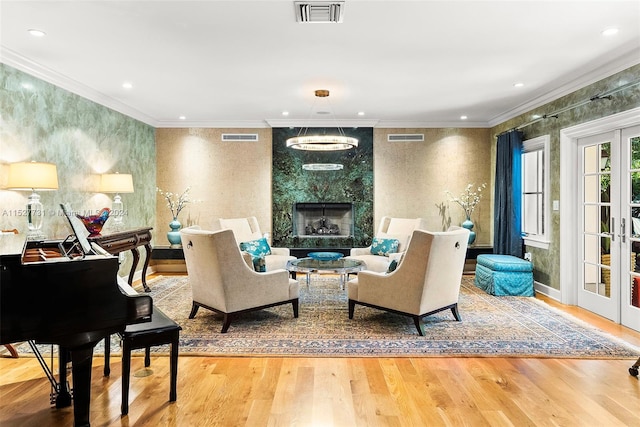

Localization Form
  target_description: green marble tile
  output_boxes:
[272,127,374,248]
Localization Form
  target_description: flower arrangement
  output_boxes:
[157,187,191,219]
[445,183,487,219]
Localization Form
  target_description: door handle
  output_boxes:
[621,217,626,243]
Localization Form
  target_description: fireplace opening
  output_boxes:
[292,202,354,238]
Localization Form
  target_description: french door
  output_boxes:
[579,125,640,331]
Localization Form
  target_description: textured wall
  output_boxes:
[154,128,273,240]
[0,64,156,276]
[490,64,640,290]
[373,128,492,244]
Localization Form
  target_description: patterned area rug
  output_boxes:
[11,275,640,358]
[135,274,639,358]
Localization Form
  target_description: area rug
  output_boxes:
[12,275,640,358]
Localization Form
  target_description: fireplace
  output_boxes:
[292,203,354,238]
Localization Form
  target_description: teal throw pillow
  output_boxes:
[239,237,272,257]
[240,237,272,272]
[252,256,266,273]
[386,259,398,273]
[370,237,400,256]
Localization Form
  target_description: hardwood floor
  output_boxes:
[1,276,639,427]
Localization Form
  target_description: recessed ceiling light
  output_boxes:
[357,111,365,116]
[282,111,289,116]
[21,82,34,90]
[122,82,133,89]
[460,115,468,120]
[602,27,619,36]
[179,115,186,120]
[27,29,46,37]
[514,82,524,88]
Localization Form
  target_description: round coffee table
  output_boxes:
[286,257,365,289]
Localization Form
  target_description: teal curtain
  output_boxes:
[494,130,523,256]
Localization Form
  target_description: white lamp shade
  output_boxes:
[100,173,134,193]
[7,162,59,190]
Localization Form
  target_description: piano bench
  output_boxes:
[103,306,181,416]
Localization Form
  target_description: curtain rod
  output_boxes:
[497,79,640,137]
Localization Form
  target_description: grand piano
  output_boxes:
[0,234,153,427]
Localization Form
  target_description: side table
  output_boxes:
[89,227,153,291]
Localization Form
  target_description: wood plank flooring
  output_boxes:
[1,276,639,427]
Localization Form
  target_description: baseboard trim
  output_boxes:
[534,281,561,302]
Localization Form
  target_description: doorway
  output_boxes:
[561,108,640,332]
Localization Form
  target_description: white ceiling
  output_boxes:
[1,0,639,129]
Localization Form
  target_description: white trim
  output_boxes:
[4,46,637,130]
[522,135,550,246]
[523,238,550,250]
[264,118,380,128]
[488,52,640,127]
[534,281,561,302]
[1,48,157,126]
[157,120,271,128]
[560,107,640,305]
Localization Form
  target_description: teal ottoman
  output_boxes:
[474,254,534,296]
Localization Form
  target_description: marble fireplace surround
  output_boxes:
[271,127,374,251]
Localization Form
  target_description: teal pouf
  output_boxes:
[474,254,534,296]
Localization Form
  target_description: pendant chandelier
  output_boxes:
[286,89,358,151]
[302,163,344,171]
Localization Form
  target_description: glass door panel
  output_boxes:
[622,126,640,331]
[579,134,618,320]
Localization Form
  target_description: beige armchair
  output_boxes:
[347,227,469,336]
[214,217,296,271]
[346,216,429,273]
[180,226,299,333]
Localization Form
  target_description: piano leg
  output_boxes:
[69,345,95,427]
[56,347,72,408]
[103,337,111,377]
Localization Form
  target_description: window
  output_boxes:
[521,135,550,249]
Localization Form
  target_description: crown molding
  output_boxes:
[488,47,640,127]
[155,119,272,128]
[4,44,637,132]
[264,118,380,128]
[374,120,489,129]
[1,47,158,127]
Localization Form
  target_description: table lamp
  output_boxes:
[100,173,134,231]
[7,161,59,240]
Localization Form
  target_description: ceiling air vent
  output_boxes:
[387,134,425,142]
[294,1,344,23]
[221,134,259,142]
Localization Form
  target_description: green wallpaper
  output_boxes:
[490,64,640,290]
[0,63,156,276]
[272,127,374,248]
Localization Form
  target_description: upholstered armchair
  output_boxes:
[346,216,429,273]
[214,217,296,271]
[180,226,299,333]
[347,227,469,336]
